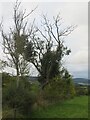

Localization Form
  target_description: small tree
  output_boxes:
[0,1,36,86]
[1,2,38,117]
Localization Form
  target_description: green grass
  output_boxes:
[31,96,88,118]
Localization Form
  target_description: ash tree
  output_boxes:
[24,14,76,89]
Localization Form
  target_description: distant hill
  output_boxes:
[73,78,90,85]
[27,77,90,84]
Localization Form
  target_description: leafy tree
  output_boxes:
[25,14,76,89]
[0,1,36,86]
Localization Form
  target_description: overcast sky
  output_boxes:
[0,1,88,78]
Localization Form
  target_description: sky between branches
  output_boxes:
[0,1,88,78]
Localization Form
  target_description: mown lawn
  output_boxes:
[31,96,88,118]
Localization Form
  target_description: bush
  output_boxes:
[2,76,36,118]
[75,86,88,96]
[2,105,25,118]
[43,75,75,102]
[2,72,15,87]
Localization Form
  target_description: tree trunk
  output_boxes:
[16,63,19,88]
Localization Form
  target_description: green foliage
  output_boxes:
[75,86,88,96]
[0,1,32,76]
[2,105,25,118]
[43,75,75,102]
[2,76,36,118]
[39,51,60,84]
[42,51,60,77]
[13,33,28,55]
[62,70,76,98]
[43,77,64,101]
[2,72,16,87]
[24,41,36,62]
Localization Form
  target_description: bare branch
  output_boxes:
[23,6,38,19]
[37,27,49,42]
[59,25,76,37]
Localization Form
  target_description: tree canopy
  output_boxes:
[24,14,75,89]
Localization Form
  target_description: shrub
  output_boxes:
[75,86,88,96]
[2,72,15,87]
[43,75,75,102]
[2,76,36,118]
[2,105,25,118]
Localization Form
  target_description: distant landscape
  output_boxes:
[73,78,90,85]
[28,76,90,85]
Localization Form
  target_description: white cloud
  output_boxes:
[64,48,88,78]
[67,49,88,65]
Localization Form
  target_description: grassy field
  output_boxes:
[31,96,88,118]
